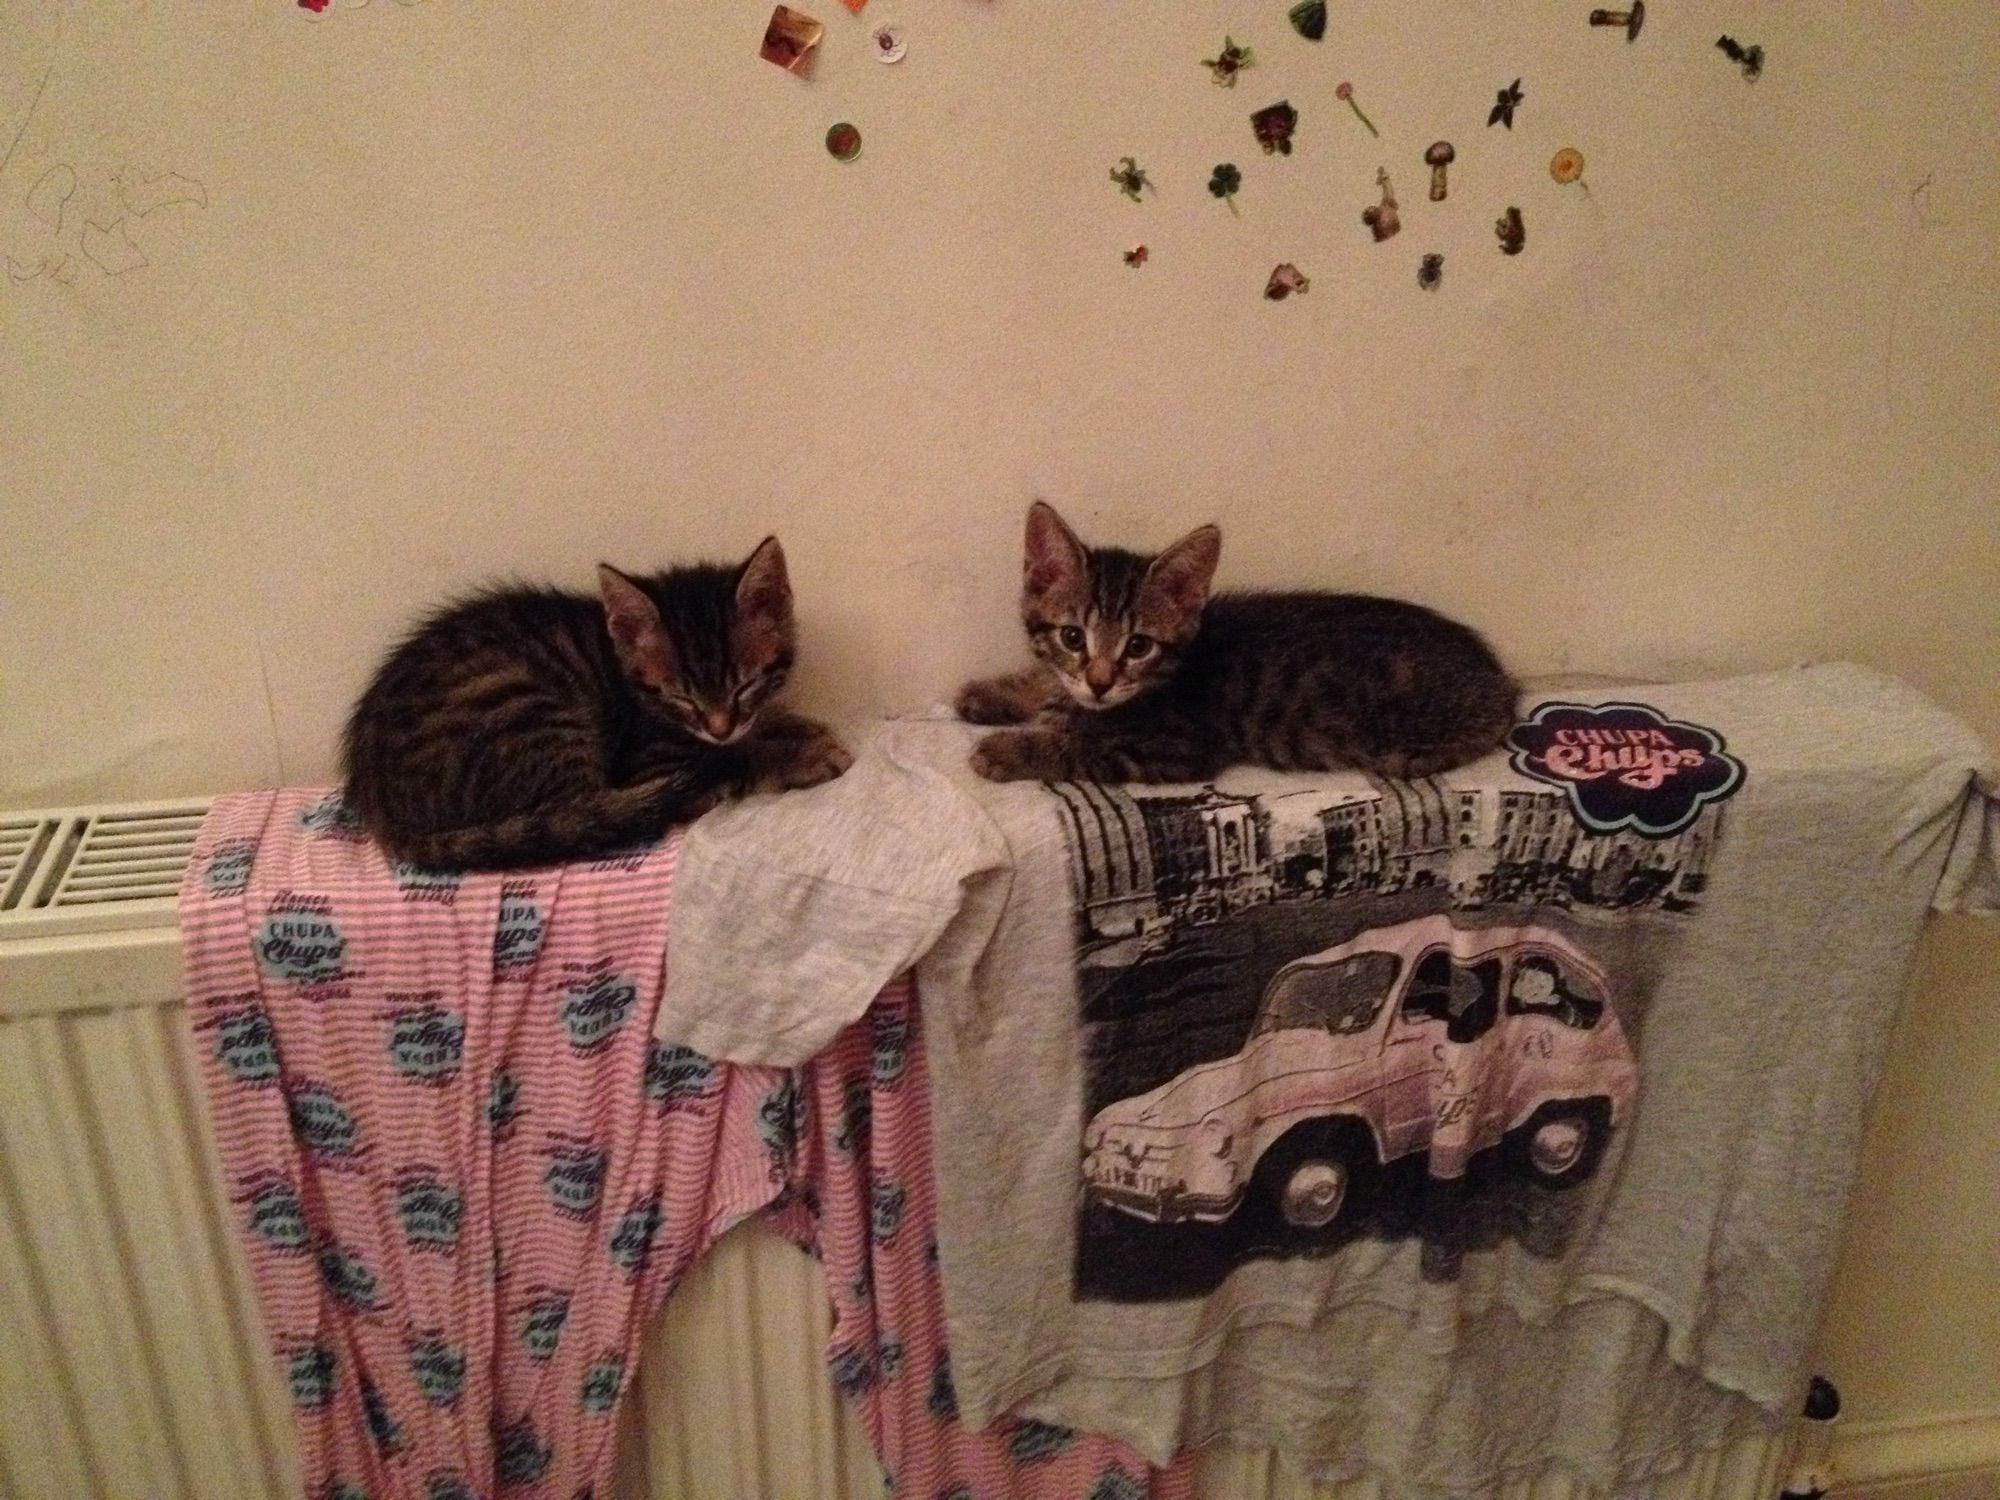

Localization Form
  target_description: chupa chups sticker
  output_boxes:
[1507,700,1746,838]
[826,122,861,161]
[870,23,905,62]
[1417,252,1443,290]
[1108,155,1153,202]
[1201,36,1253,87]
[1362,167,1400,241]
[1488,78,1524,129]
[759,5,824,72]
[1287,0,1326,42]
[1264,262,1308,300]
[1495,205,1524,254]
[1250,100,1297,156]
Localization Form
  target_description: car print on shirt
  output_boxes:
[1080,915,1638,1232]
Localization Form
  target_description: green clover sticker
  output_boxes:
[1208,162,1242,215]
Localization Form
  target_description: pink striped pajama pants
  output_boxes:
[182,790,1193,1500]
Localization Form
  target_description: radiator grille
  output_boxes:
[0,799,210,938]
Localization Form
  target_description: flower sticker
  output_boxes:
[1201,36,1253,86]
[1108,156,1153,202]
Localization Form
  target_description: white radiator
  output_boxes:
[0,798,1800,1500]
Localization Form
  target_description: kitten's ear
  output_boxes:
[733,536,793,625]
[1142,524,1222,630]
[1024,501,1087,600]
[733,537,794,667]
[598,564,677,689]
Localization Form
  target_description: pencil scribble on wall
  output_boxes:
[6,162,208,284]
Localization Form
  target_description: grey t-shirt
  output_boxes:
[659,665,1998,1493]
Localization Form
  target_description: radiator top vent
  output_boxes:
[0,799,212,939]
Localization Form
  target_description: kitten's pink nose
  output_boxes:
[704,710,734,741]
[1084,663,1116,697]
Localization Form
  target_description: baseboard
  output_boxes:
[1831,1408,2000,1494]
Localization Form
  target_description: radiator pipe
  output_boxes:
[1778,1376,1840,1499]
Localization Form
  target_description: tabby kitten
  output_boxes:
[343,537,850,870]
[956,502,1517,784]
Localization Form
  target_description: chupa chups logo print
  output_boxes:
[203,839,256,895]
[643,1041,715,1109]
[241,1173,311,1253]
[1007,1419,1078,1464]
[391,860,462,906]
[493,1417,552,1486]
[317,1240,380,1310]
[493,883,546,974]
[1088,1467,1148,1500]
[317,1481,368,1500]
[488,1069,523,1138]
[297,792,367,842]
[579,1355,624,1413]
[409,1335,467,1407]
[518,1292,569,1362]
[288,1341,337,1408]
[286,1082,360,1159]
[255,894,356,990]
[557,968,636,1053]
[607,1194,663,1273]
[544,1140,607,1219]
[1507,700,1745,838]
[395,1170,463,1252]
[385,1000,465,1084]
[214,1005,281,1084]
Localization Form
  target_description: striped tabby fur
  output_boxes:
[957,502,1517,784]
[343,538,849,869]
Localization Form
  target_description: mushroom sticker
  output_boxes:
[759,5,825,71]
[1495,205,1525,255]
[1264,262,1309,300]
[1251,100,1299,155]
[1588,3,1645,42]
[1202,36,1254,87]
[1417,252,1443,291]
[1109,156,1154,202]
[1424,141,1455,202]
[1361,168,1400,241]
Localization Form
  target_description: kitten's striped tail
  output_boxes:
[376,776,713,872]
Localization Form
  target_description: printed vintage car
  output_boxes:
[1081,916,1639,1230]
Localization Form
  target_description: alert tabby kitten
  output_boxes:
[957,502,1517,784]
[343,537,850,869]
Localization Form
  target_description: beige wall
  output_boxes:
[3,0,1996,1462]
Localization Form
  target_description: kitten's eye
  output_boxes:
[1123,634,1155,661]
[1058,626,1086,653]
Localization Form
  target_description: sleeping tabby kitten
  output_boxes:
[343,537,850,870]
[957,502,1517,784]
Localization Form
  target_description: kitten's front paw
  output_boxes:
[970,728,1072,783]
[753,723,853,793]
[955,678,1033,726]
